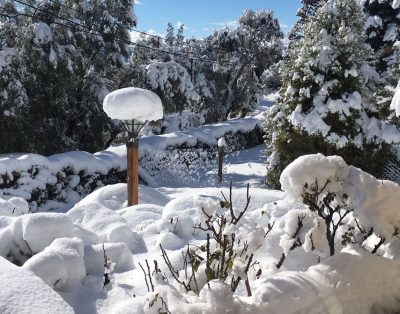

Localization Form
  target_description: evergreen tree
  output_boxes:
[0,0,137,154]
[362,0,400,75]
[0,3,30,153]
[176,23,184,49]
[165,22,175,48]
[265,0,400,188]
[206,9,283,120]
[362,0,400,131]
[288,0,326,42]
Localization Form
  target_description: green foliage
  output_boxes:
[265,0,400,188]
[0,0,136,155]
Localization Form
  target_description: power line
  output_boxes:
[45,0,165,41]
[8,0,236,65]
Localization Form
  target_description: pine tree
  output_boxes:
[265,0,400,188]
[176,24,184,49]
[363,0,400,75]
[362,0,400,132]
[165,22,175,48]
[288,0,327,42]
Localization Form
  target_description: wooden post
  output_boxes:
[132,141,139,205]
[126,141,139,206]
[218,146,224,183]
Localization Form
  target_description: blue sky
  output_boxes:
[131,0,302,40]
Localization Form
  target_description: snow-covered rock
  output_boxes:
[23,237,85,291]
[103,87,163,122]
[0,257,74,313]
[84,242,134,275]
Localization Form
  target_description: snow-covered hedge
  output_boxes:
[0,114,264,211]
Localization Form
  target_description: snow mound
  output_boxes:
[0,257,74,313]
[73,223,99,246]
[17,213,75,254]
[253,246,400,314]
[103,87,163,122]
[84,242,134,275]
[0,197,29,216]
[75,183,171,210]
[68,201,146,253]
[117,204,163,232]
[23,237,85,291]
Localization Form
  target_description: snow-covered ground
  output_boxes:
[2,143,400,313]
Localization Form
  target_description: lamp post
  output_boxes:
[122,119,147,206]
[103,87,163,207]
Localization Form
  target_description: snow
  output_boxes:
[103,87,163,122]
[280,154,349,200]
[67,201,146,253]
[84,242,134,275]
[76,183,171,209]
[1,126,400,313]
[0,257,74,313]
[32,22,53,45]
[0,113,263,211]
[18,213,75,253]
[218,136,227,147]
[253,246,400,314]
[391,81,400,116]
[23,237,86,291]
[393,0,400,9]
[280,154,400,240]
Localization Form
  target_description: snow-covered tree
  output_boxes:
[0,0,137,154]
[362,0,400,75]
[165,22,175,48]
[288,0,327,42]
[205,9,283,119]
[176,23,184,49]
[361,0,400,132]
[265,0,400,188]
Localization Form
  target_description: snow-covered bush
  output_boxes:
[159,184,264,296]
[23,237,85,291]
[275,153,400,266]
[0,114,263,211]
[265,0,400,188]
[84,242,134,275]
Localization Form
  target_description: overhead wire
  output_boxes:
[45,0,166,41]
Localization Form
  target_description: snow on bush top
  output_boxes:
[280,154,350,199]
[103,87,163,122]
[280,154,400,239]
